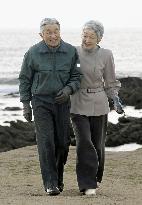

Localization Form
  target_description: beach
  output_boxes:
[0,145,142,205]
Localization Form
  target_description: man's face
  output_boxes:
[40,24,61,47]
[82,28,98,50]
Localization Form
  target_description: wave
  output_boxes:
[0,78,19,85]
[0,85,19,95]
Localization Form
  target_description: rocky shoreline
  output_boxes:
[0,77,142,152]
[0,116,142,152]
[0,120,36,152]
[119,77,142,109]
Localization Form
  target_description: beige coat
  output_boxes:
[70,46,121,116]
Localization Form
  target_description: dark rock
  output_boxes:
[103,77,142,110]
[70,116,142,147]
[0,120,76,152]
[3,107,22,111]
[119,77,142,109]
[0,117,142,152]
[0,120,36,152]
[106,117,142,147]
[5,92,19,97]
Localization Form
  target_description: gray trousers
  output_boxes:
[71,114,107,191]
[32,98,70,190]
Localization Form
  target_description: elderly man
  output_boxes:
[19,18,82,195]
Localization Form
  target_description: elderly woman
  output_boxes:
[70,20,123,195]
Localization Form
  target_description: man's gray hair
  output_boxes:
[83,20,104,39]
[40,18,60,33]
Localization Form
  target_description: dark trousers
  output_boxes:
[71,114,107,191]
[32,98,70,190]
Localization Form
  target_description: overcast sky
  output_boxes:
[0,0,142,30]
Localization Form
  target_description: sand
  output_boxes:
[0,145,142,205]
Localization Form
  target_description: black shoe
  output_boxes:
[58,182,64,192]
[46,186,60,196]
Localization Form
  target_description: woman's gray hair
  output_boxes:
[83,20,104,39]
[40,18,60,33]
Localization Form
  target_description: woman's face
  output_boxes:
[82,28,98,50]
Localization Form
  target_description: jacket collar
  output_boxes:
[39,40,68,53]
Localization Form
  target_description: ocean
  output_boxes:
[0,28,142,151]
[0,28,142,87]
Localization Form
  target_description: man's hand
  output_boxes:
[23,102,32,122]
[55,87,72,104]
[113,96,124,114]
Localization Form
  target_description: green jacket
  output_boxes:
[19,40,82,103]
